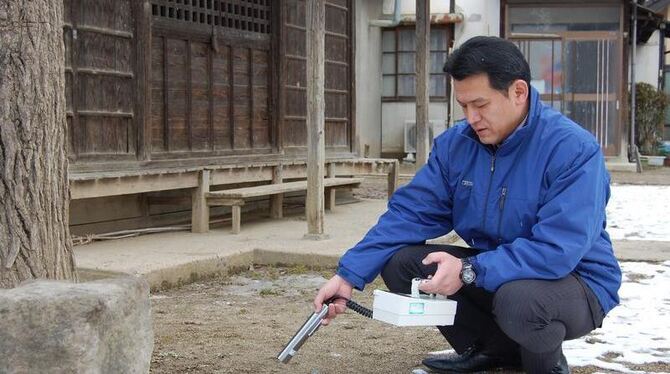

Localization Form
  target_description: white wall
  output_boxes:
[355,0,384,157]
[453,0,500,45]
[635,30,661,88]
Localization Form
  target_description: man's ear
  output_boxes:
[510,79,529,105]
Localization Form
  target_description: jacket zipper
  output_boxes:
[496,187,507,242]
[481,152,497,231]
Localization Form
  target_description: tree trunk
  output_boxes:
[0,0,77,288]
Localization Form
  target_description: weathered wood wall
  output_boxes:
[61,0,359,235]
[63,0,138,161]
[150,0,273,157]
[63,0,355,171]
[281,0,353,154]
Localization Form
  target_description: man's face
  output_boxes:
[453,74,528,145]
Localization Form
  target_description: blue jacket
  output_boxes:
[337,88,621,314]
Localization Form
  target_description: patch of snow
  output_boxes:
[607,185,670,241]
[411,369,430,374]
[564,261,670,370]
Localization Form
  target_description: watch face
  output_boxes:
[462,268,476,284]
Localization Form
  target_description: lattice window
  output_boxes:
[151,0,271,34]
[382,26,449,100]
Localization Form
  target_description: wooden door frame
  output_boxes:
[502,1,625,157]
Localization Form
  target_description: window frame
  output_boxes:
[381,25,450,102]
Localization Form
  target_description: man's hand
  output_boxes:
[313,274,353,326]
[418,252,463,296]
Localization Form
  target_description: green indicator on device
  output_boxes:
[409,302,425,315]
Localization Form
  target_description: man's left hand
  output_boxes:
[418,252,463,296]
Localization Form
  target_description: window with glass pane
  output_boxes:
[514,39,562,107]
[382,27,449,100]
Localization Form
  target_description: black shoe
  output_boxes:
[422,345,522,373]
[550,353,570,374]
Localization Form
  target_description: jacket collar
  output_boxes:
[458,87,542,155]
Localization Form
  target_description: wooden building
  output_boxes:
[64,0,397,234]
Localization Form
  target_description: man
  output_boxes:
[313,36,621,373]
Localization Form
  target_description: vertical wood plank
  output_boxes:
[349,0,356,154]
[305,0,326,237]
[163,36,170,151]
[208,39,214,151]
[71,0,80,159]
[248,48,254,148]
[271,0,281,153]
[415,0,430,166]
[187,39,193,151]
[270,164,283,218]
[136,0,152,160]
[191,169,210,233]
[228,45,235,149]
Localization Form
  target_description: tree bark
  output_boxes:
[0,0,77,288]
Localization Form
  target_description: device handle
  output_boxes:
[411,277,446,300]
[277,304,330,363]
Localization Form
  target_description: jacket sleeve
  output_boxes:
[337,140,454,290]
[470,139,610,292]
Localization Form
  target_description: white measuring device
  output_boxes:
[372,278,457,326]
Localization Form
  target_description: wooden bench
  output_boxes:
[69,158,398,234]
[199,177,362,234]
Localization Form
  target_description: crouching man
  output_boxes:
[313,36,621,374]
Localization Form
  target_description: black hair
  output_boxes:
[443,36,531,94]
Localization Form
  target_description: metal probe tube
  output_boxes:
[277,305,330,363]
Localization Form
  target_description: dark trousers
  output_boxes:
[380,244,604,373]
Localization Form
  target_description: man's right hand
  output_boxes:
[313,274,353,326]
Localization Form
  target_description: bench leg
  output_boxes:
[192,170,210,233]
[270,194,283,218]
[326,163,337,211]
[325,188,336,211]
[270,165,284,219]
[231,205,242,234]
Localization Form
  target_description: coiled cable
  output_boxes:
[345,299,373,319]
[325,296,373,319]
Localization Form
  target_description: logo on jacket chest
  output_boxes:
[461,180,474,187]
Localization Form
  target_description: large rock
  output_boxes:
[0,276,153,373]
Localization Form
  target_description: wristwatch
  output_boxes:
[460,258,477,285]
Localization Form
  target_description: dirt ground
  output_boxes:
[150,265,670,374]
[150,266,447,373]
[150,166,670,373]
